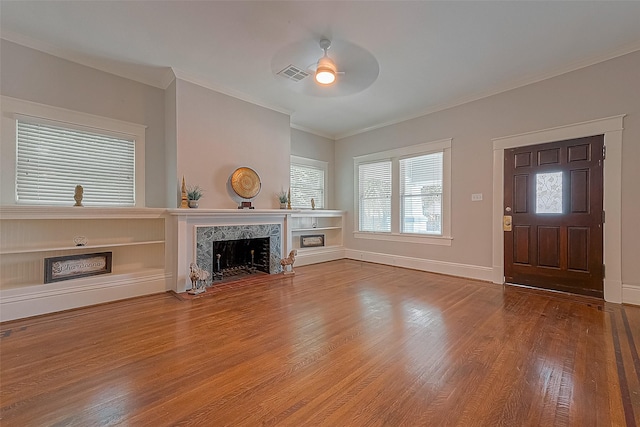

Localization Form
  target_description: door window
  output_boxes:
[535,172,563,214]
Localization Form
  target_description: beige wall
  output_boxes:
[2,37,637,291]
[164,79,178,207]
[291,128,336,209]
[335,50,640,289]
[173,79,291,209]
[0,41,294,210]
[0,40,167,207]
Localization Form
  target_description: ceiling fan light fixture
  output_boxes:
[315,56,337,85]
[315,39,337,85]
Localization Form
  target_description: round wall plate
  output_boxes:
[229,167,261,199]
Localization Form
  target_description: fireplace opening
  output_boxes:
[212,237,270,280]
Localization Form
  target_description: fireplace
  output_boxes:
[195,223,282,282]
[212,237,270,280]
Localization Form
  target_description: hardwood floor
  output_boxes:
[1,260,638,426]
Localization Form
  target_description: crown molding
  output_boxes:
[4,28,639,141]
[290,123,335,140]
[1,31,169,90]
[335,40,640,140]
[1,31,291,117]
[159,68,177,90]
[171,68,292,116]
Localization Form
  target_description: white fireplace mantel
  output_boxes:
[166,208,302,217]
[167,209,292,292]
[166,208,345,293]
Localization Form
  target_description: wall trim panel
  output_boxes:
[344,249,494,282]
[295,248,346,267]
[0,271,168,322]
[622,284,640,307]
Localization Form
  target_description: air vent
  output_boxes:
[277,65,310,82]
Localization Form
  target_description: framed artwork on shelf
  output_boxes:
[300,234,325,248]
[44,252,112,283]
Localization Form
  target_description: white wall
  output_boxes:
[0,40,295,210]
[3,36,637,305]
[172,79,291,209]
[291,128,336,209]
[164,78,178,208]
[335,50,640,297]
[0,40,167,207]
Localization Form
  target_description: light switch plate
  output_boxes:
[471,193,483,201]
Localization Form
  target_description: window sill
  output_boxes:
[353,231,452,246]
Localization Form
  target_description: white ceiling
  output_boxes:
[2,1,640,139]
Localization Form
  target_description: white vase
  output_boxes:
[188,200,199,208]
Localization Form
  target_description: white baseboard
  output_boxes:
[0,270,169,322]
[622,283,640,306]
[295,247,346,267]
[344,249,494,282]
[604,279,623,304]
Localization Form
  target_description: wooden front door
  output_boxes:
[504,135,604,298]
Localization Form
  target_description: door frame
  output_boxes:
[492,115,624,303]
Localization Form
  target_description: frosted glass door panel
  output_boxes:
[536,172,563,214]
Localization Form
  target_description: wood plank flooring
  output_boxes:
[1,260,638,426]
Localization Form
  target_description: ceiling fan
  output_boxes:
[272,37,379,97]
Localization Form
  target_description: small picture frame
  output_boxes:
[44,252,112,283]
[300,234,325,248]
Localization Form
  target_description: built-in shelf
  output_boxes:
[291,226,341,232]
[296,244,343,252]
[289,211,345,259]
[1,240,165,255]
[0,206,347,321]
[0,206,168,321]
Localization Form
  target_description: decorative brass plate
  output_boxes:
[230,167,261,199]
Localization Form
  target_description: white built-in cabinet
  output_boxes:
[288,210,345,266]
[0,207,346,321]
[0,207,168,321]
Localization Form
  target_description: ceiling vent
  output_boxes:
[277,64,309,82]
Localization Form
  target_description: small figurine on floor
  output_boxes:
[280,250,297,275]
[188,262,210,295]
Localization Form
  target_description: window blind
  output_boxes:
[358,161,392,232]
[16,120,135,206]
[290,163,325,209]
[400,152,443,234]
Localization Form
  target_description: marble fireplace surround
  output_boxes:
[168,209,289,293]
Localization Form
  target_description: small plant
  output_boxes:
[276,191,288,204]
[187,185,204,201]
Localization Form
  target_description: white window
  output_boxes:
[400,152,443,235]
[17,120,135,206]
[1,96,146,207]
[290,155,327,209]
[354,138,452,246]
[358,160,391,232]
